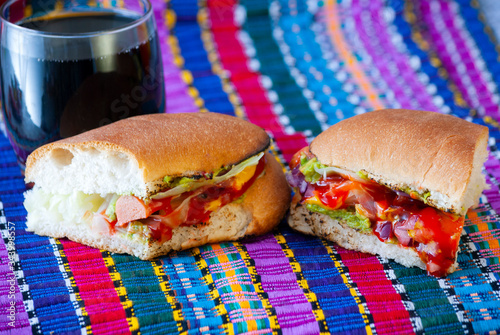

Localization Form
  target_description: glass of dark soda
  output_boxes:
[0,0,165,170]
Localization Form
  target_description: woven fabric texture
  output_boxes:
[1,0,500,334]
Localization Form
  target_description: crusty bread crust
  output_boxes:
[241,152,291,236]
[288,202,458,274]
[310,109,489,215]
[25,152,290,259]
[25,113,270,193]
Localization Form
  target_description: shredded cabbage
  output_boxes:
[313,165,366,183]
[152,152,264,200]
[105,194,121,221]
[298,154,366,183]
[25,188,107,225]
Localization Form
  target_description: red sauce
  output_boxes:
[292,151,463,277]
[122,155,267,243]
[182,156,266,226]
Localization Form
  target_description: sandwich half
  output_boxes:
[24,112,290,259]
[287,109,489,276]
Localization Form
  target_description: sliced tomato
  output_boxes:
[149,197,173,214]
[375,200,389,219]
[141,217,174,243]
[289,146,314,170]
[314,179,353,210]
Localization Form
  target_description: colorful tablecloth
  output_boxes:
[2,0,500,334]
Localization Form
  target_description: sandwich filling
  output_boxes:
[25,152,266,244]
[288,148,463,277]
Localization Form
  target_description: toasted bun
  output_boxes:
[25,152,290,259]
[310,109,489,215]
[25,112,270,198]
[288,202,457,275]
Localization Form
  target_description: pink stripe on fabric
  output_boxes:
[336,247,415,334]
[0,237,30,334]
[152,2,198,114]
[207,0,308,162]
[350,0,439,112]
[59,240,131,335]
[419,0,500,119]
[245,234,320,335]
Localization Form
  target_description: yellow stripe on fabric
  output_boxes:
[102,253,140,333]
[166,3,208,113]
[24,5,33,18]
[321,241,373,335]
[275,234,330,335]
[192,247,235,335]
[324,0,385,111]
[198,3,245,118]
[203,242,277,334]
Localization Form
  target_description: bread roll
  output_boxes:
[24,113,290,259]
[310,109,489,215]
[288,109,488,276]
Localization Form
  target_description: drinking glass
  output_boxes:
[0,0,165,170]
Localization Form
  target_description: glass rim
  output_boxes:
[0,0,153,38]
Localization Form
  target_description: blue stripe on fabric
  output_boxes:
[240,0,323,135]
[161,251,224,333]
[170,0,236,116]
[387,0,471,119]
[455,0,500,93]
[277,1,357,125]
[280,227,366,334]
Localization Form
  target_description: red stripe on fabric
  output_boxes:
[337,247,415,334]
[207,0,308,162]
[59,239,131,335]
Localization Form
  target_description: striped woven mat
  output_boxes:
[2,0,500,334]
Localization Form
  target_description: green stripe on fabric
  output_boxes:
[390,265,464,334]
[240,0,323,136]
[110,254,178,334]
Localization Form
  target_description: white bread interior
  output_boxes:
[26,201,252,260]
[25,113,270,198]
[288,203,458,275]
[27,146,145,198]
[24,152,291,259]
[311,109,489,216]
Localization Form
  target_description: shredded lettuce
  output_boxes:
[399,186,432,204]
[152,152,264,200]
[299,156,327,183]
[299,155,367,184]
[306,203,372,233]
[115,221,151,242]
